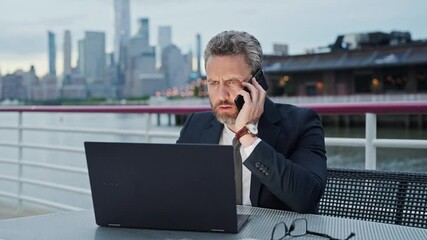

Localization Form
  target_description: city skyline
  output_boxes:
[1,0,426,76]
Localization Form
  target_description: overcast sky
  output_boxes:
[0,0,426,76]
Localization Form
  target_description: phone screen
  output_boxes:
[234,68,269,111]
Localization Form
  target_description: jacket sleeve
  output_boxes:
[243,108,327,213]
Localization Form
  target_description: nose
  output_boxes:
[217,83,230,101]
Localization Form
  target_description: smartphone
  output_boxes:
[234,68,269,111]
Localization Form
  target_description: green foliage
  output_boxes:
[125,96,150,101]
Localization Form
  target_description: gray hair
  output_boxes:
[204,31,263,73]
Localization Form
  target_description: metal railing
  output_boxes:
[0,102,427,211]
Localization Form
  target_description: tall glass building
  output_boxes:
[137,18,150,46]
[158,26,172,68]
[78,32,106,83]
[48,31,56,76]
[114,0,130,63]
[63,30,72,76]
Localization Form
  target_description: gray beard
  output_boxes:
[216,114,236,125]
[210,100,237,125]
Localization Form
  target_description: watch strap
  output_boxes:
[235,124,257,141]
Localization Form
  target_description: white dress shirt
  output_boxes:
[218,125,261,206]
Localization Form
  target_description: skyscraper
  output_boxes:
[63,30,72,76]
[78,31,106,83]
[158,26,172,50]
[158,26,172,68]
[77,39,85,76]
[124,24,158,97]
[114,0,131,63]
[48,31,56,76]
[137,18,150,46]
[162,44,187,89]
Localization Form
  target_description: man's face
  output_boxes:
[205,54,252,125]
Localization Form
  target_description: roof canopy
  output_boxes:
[265,43,427,73]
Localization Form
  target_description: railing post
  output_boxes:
[145,113,152,142]
[17,112,24,210]
[365,113,377,170]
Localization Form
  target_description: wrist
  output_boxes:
[239,135,258,147]
[235,122,258,144]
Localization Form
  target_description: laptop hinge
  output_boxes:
[107,223,121,227]
[210,229,225,232]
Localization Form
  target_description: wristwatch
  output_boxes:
[235,123,258,142]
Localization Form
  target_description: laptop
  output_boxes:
[84,141,250,233]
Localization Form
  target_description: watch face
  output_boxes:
[247,123,258,135]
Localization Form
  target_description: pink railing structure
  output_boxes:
[0,101,426,114]
[0,101,426,211]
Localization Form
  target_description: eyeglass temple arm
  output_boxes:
[306,230,337,239]
[306,230,355,240]
[345,232,356,240]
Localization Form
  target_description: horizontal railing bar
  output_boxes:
[0,158,87,174]
[313,138,427,149]
[373,139,427,149]
[0,174,90,195]
[21,195,84,211]
[17,126,180,137]
[20,178,91,195]
[0,126,181,139]
[1,102,427,114]
[325,138,366,147]
[0,157,17,165]
[0,190,84,211]
[0,105,210,114]
[0,125,19,130]
[0,101,427,114]
[0,142,19,148]
[20,160,88,174]
[0,174,18,182]
[20,195,85,211]
[0,190,19,199]
[20,143,84,153]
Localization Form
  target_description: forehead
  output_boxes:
[205,55,251,79]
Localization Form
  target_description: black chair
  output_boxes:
[319,168,427,229]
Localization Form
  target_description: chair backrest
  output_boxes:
[319,168,427,229]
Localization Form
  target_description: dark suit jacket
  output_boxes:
[176,98,327,213]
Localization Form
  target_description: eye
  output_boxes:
[227,80,240,86]
[207,80,219,86]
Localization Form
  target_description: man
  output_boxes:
[177,30,327,213]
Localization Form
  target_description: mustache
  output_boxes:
[214,100,234,107]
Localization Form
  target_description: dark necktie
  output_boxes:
[232,138,243,205]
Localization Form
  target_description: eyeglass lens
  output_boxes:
[271,222,288,240]
[289,218,307,236]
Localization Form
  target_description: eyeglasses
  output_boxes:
[271,218,355,240]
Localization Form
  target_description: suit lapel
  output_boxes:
[199,118,223,144]
[250,98,282,206]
